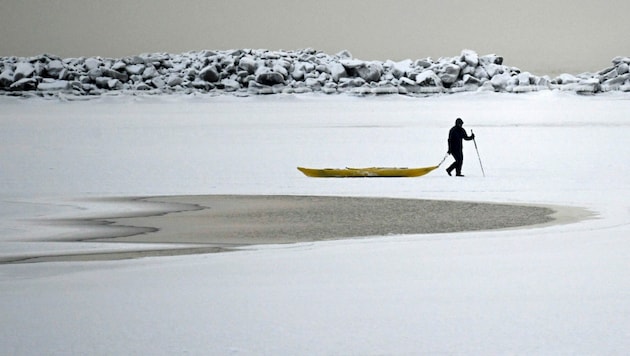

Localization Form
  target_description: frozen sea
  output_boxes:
[0,91,629,354]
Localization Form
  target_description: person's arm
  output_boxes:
[463,128,475,141]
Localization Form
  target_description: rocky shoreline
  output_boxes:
[1,49,629,97]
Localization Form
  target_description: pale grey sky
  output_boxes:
[1,0,628,75]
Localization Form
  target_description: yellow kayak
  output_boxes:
[297,165,439,178]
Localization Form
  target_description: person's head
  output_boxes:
[455,118,464,127]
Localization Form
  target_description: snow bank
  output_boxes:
[1,49,629,97]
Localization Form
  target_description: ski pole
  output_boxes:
[471,130,485,177]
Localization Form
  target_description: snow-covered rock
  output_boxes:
[167,76,183,87]
[199,65,220,82]
[256,71,285,86]
[221,78,240,92]
[438,63,461,86]
[37,79,70,91]
[14,62,35,81]
[575,77,600,94]
[0,68,14,87]
[355,62,383,82]
[238,56,258,74]
[45,60,65,78]
[142,66,158,80]
[125,64,145,76]
[461,49,479,67]
[1,49,628,96]
[10,77,38,91]
[83,57,101,72]
[490,72,511,90]
[602,73,630,91]
[415,70,442,87]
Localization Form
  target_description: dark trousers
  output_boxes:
[447,151,463,175]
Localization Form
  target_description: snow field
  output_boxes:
[0,91,628,354]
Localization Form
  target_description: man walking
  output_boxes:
[446,118,475,177]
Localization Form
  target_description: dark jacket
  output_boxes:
[448,125,473,154]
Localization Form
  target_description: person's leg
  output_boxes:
[446,161,457,175]
[454,152,464,176]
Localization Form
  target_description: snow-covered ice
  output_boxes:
[0,91,629,354]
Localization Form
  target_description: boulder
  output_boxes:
[462,74,482,86]
[517,72,532,86]
[386,59,411,79]
[483,63,503,77]
[167,76,183,87]
[94,77,110,89]
[355,62,383,82]
[274,59,291,70]
[128,55,146,65]
[304,77,321,89]
[256,71,285,85]
[473,66,490,80]
[575,77,600,94]
[191,80,211,90]
[0,68,14,88]
[297,61,316,73]
[415,70,442,87]
[611,56,626,65]
[102,68,128,82]
[316,64,329,74]
[84,57,101,71]
[46,60,65,78]
[340,59,364,70]
[111,61,127,71]
[372,83,399,95]
[555,73,578,85]
[461,50,479,67]
[291,69,305,81]
[490,72,511,90]
[14,62,35,81]
[10,77,38,91]
[238,56,258,74]
[338,77,366,89]
[151,77,166,89]
[107,78,123,90]
[221,78,241,92]
[601,68,619,81]
[33,61,47,77]
[125,64,145,75]
[142,66,158,79]
[184,68,197,81]
[87,68,103,81]
[602,73,630,90]
[439,63,461,85]
[248,80,283,95]
[535,76,551,88]
[199,65,220,82]
[321,82,338,94]
[37,79,70,91]
[135,82,152,91]
[272,64,288,78]
[329,63,348,82]
[415,59,432,68]
[336,50,353,59]
[480,54,503,66]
